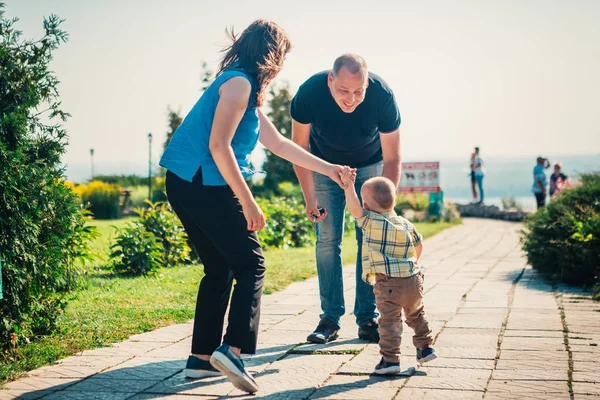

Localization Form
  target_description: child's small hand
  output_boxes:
[339,167,356,188]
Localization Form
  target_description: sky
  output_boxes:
[5,0,600,179]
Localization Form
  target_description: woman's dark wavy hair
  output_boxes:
[218,20,292,107]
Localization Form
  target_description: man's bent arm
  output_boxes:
[381,129,401,187]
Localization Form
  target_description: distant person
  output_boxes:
[339,170,437,375]
[532,157,550,209]
[471,147,484,204]
[291,54,402,345]
[160,20,351,394]
[549,162,568,198]
[470,150,477,202]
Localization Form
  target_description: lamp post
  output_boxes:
[90,148,95,180]
[148,133,153,202]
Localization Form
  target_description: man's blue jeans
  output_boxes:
[313,161,383,327]
[475,174,484,203]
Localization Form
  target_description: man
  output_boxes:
[533,156,550,209]
[471,147,484,204]
[291,54,402,343]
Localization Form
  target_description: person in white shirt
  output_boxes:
[471,147,485,204]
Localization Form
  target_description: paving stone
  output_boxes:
[0,388,55,400]
[485,391,570,399]
[127,324,191,343]
[42,392,136,400]
[404,374,488,391]
[501,336,566,351]
[503,330,565,338]
[445,315,504,329]
[491,369,568,381]
[26,365,106,380]
[309,375,403,399]
[573,361,600,373]
[396,388,483,399]
[143,372,232,397]
[434,333,498,348]
[495,359,568,370]
[486,379,570,394]
[573,382,600,395]
[91,358,183,381]
[423,358,495,370]
[64,378,161,394]
[1,377,79,393]
[417,367,492,380]
[437,346,497,360]
[573,371,600,383]
[499,350,569,361]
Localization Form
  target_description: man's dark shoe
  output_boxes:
[358,318,380,342]
[307,317,340,344]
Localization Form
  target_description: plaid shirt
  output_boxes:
[356,210,423,284]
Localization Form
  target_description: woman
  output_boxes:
[472,147,484,204]
[159,20,350,394]
[549,162,568,198]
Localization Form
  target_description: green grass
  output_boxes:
[0,219,458,384]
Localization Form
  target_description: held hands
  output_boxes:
[328,165,356,190]
[339,167,356,189]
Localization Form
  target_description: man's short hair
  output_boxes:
[333,54,368,77]
[363,177,396,209]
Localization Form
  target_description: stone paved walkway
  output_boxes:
[2,219,599,399]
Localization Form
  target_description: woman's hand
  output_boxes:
[242,200,266,232]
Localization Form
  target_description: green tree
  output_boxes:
[0,4,93,347]
[262,81,298,191]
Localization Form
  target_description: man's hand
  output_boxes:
[306,198,327,223]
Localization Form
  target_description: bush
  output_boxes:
[0,9,93,348]
[93,174,148,187]
[257,197,314,249]
[136,201,190,267]
[395,193,429,213]
[521,173,600,286]
[277,181,304,201]
[74,181,122,219]
[110,222,164,276]
[442,203,461,223]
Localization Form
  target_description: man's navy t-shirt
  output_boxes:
[290,70,400,168]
